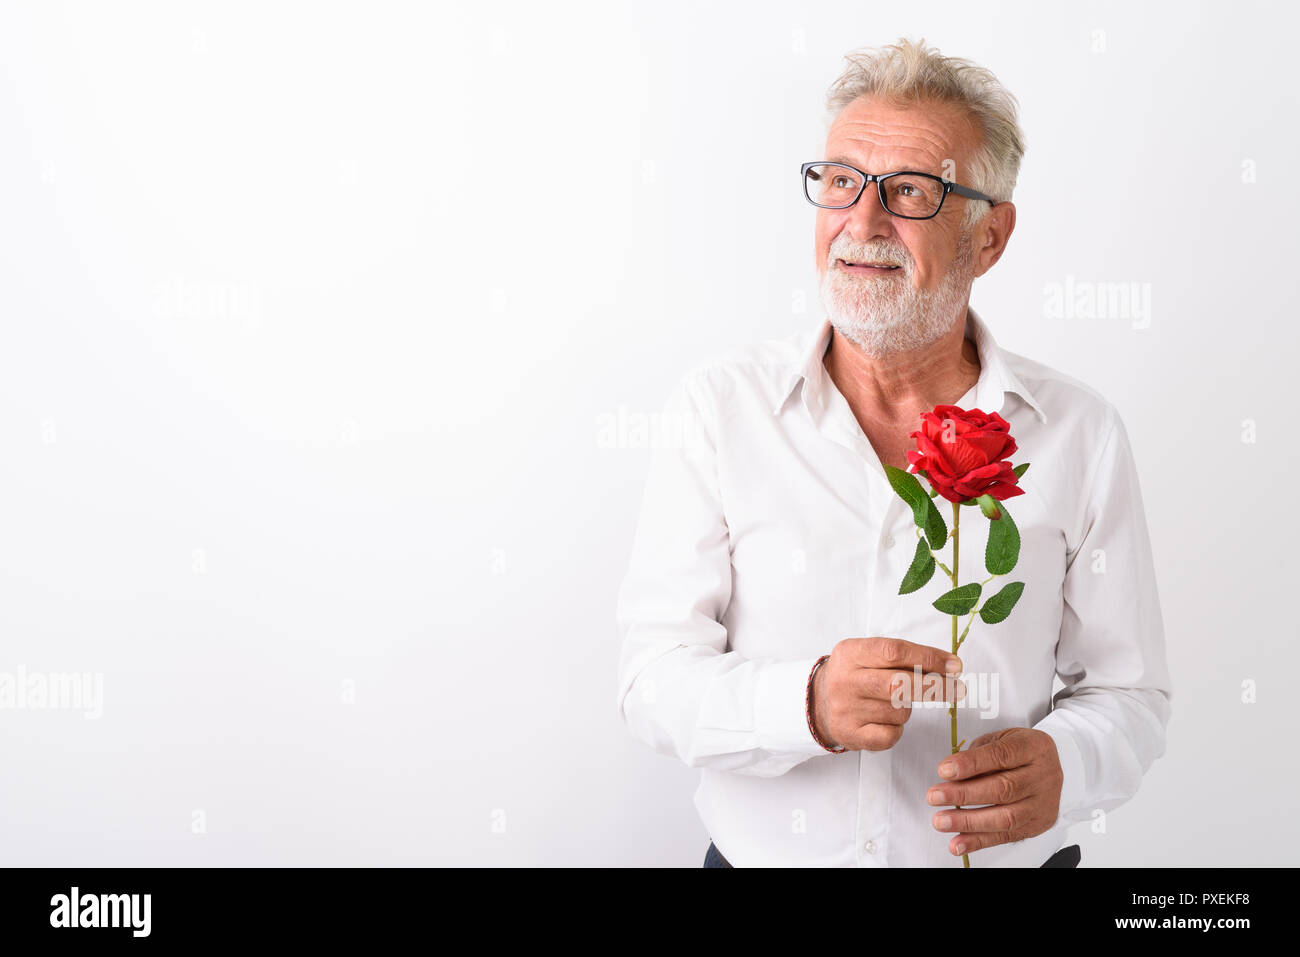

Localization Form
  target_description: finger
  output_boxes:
[853,669,966,706]
[851,698,912,727]
[949,828,1022,857]
[926,765,1035,809]
[846,668,911,703]
[886,670,967,707]
[966,730,1004,751]
[846,637,962,677]
[931,796,1036,836]
[846,722,903,752]
[937,731,1031,781]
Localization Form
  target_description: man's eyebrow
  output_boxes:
[822,157,939,176]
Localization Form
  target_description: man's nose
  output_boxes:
[843,182,896,240]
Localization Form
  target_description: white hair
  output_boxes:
[825,38,1025,227]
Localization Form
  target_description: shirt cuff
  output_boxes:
[754,656,832,757]
[1034,713,1087,826]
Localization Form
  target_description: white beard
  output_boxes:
[818,232,976,358]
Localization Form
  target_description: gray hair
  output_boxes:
[825,38,1025,226]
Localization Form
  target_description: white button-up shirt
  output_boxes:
[615,307,1172,867]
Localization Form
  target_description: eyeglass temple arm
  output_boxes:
[947,182,999,204]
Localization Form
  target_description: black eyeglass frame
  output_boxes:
[800,161,999,220]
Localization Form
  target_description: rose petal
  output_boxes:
[958,432,1011,465]
[949,462,1010,498]
[913,432,955,475]
[944,440,987,476]
[986,483,1026,501]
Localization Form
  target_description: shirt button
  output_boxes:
[863,840,878,854]
[882,535,896,550]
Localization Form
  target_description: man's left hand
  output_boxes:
[926,727,1064,858]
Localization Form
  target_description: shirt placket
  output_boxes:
[858,467,913,866]
[807,376,913,867]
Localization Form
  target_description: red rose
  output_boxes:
[905,404,1025,506]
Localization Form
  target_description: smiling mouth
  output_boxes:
[837,258,901,271]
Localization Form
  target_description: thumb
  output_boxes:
[966,728,1011,751]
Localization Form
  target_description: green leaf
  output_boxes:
[921,496,947,551]
[885,465,946,550]
[978,581,1025,624]
[932,582,982,616]
[898,538,936,594]
[884,464,928,517]
[975,493,1002,520]
[1013,462,1030,480]
[985,502,1020,575]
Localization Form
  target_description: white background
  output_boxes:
[0,0,1293,866]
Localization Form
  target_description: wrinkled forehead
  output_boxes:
[824,95,980,176]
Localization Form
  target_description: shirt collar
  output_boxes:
[773,306,1049,426]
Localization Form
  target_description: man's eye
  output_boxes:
[832,175,854,188]
[895,183,920,196]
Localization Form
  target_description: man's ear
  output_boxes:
[972,201,1016,278]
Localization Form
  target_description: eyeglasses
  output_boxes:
[800,162,998,220]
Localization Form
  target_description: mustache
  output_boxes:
[828,241,912,270]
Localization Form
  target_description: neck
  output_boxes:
[823,307,981,425]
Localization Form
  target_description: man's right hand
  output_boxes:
[811,638,964,752]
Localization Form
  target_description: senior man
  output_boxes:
[616,39,1171,868]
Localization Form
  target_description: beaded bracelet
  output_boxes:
[805,654,847,753]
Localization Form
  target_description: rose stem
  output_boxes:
[950,500,971,869]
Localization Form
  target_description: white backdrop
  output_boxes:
[0,0,1294,866]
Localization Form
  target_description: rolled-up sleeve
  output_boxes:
[616,370,827,776]
[1034,407,1172,825]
